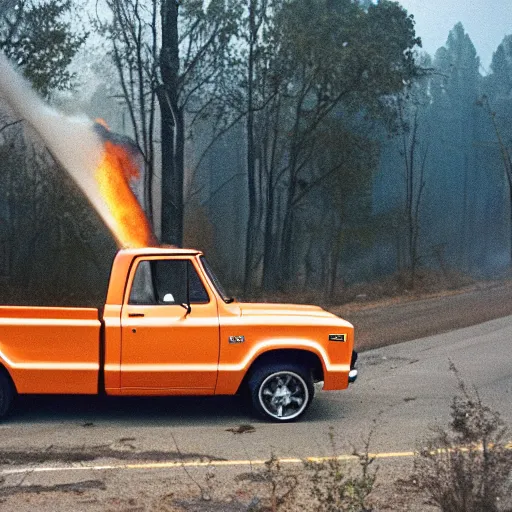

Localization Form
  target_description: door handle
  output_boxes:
[128,313,145,318]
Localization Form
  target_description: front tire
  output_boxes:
[248,363,314,422]
[0,371,14,420]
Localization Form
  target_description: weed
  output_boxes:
[169,431,218,502]
[261,453,299,511]
[414,362,512,512]
[304,427,377,511]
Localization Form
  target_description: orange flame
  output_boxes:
[94,128,158,248]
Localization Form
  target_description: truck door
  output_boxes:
[120,257,220,393]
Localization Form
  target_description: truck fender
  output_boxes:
[216,340,328,395]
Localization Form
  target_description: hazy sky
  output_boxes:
[397,0,512,73]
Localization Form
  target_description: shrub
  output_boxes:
[414,362,512,512]
[304,428,377,512]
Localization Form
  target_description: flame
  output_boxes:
[94,130,158,248]
[0,52,158,249]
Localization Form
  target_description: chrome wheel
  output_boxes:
[258,370,309,420]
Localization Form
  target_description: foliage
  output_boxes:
[92,0,424,289]
[260,454,300,511]
[372,21,507,287]
[275,0,421,117]
[97,0,240,244]
[233,0,422,290]
[487,35,512,98]
[235,430,377,512]
[414,362,512,512]
[0,0,87,95]
[304,428,377,512]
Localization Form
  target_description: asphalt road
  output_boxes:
[1,314,511,466]
[333,279,512,351]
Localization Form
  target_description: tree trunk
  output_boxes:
[277,168,298,290]
[160,103,184,246]
[279,203,295,290]
[262,185,276,290]
[159,0,183,246]
[243,0,258,291]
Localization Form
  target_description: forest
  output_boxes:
[0,0,511,306]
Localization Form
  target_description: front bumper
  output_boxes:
[349,350,358,383]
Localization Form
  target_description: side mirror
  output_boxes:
[180,302,191,316]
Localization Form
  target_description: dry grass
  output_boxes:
[240,268,476,307]
[334,268,475,305]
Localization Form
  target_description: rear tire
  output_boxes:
[248,363,314,422]
[0,371,14,420]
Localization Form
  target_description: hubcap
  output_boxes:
[258,371,309,420]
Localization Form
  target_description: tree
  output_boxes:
[0,0,87,96]
[427,23,482,271]
[485,35,512,99]
[99,0,239,244]
[481,35,512,263]
[391,76,431,287]
[0,115,116,306]
[234,0,421,291]
[242,0,272,290]
[479,95,512,257]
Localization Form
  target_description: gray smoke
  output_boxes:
[0,51,119,241]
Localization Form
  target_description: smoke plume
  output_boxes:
[0,51,156,248]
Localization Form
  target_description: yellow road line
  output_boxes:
[0,450,414,475]
[1,444,510,476]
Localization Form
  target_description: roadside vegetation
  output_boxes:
[0,364,510,511]
[413,363,512,512]
[304,430,377,512]
[164,366,511,512]
[171,426,378,511]
[241,266,478,306]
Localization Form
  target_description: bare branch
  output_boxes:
[0,119,23,134]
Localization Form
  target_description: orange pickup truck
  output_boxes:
[0,247,357,422]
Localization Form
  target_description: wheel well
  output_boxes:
[237,349,324,394]
[0,364,16,394]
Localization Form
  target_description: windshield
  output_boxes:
[200,257,233,303]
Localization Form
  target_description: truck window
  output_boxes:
[129,260,209,305]
[200,256,233,303]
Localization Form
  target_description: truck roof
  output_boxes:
[117,246,202,257]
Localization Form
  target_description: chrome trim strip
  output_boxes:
[110,339,351,374]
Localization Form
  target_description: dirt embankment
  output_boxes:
[328,279,512,351]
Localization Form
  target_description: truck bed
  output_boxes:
[0,307,101,394]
